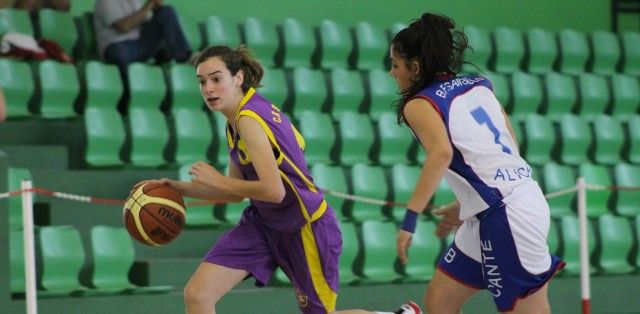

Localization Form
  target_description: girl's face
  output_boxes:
[196,56,244,113]
[389,45,417,93]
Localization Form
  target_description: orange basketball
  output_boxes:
[123,182,186,246]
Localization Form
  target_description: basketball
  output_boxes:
[123,182,186,246]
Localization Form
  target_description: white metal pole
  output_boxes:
[21,180,37,314]
[576,177,590,314]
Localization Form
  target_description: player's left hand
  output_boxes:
[396,229,413,264]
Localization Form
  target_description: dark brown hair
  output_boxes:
[193,45,264,93]
[391,12,471,124]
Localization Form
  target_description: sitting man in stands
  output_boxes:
[94,0,192,80]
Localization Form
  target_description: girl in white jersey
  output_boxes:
[390,12,564,313]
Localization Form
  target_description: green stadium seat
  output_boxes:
[543,72,577,120]
[578,162,612,217]
[317,19,352,69]
[291,67,328,118]
[168,63,203,111]
[360,220,402,283]
[525,27,558,74]
[492,26,525,73]
[353,21,387,70]
[91,225,173,292]
[128,108,170,167]
[377,112,413,165]
[211,112,229,165]
[73,12,97,60]
[38,8,78,57]
[610,74,640,121]
[577,73,609,120]
[242,16,279,67]
[204,15,240,48]
[173,108,213,164]
[367,68,397,121]
[297,111,336,164]
[510,71,543,121]
[39,225,88,296]
[510,117,524,148]
[0,8,34,35]
[483,71,510,111]
[258,67,289,109]
[127,63,167,110]
[329,68,365,117]
[522,114,555,165]
[597,215,634,274]
[620,31,640,76]
[280,18,316,68]
[558,114,591,165]
[0,58,34,118]
[178,164,217,226]
[592,115,624,165]
[338,221,360,284]
[83,61,123,110]
[547,218,559,255]
[627,115,640,164]
[403,220,440,282]
[337,112,374,165]
[390,164,420,221]
[10,230,25,293]
[589,30,621,75]
[8,167,32,229]
[84,107,126,167]
[310,163,348,220]
[37,60,80,118]
[542,162,575,217]
[270,267,291,287]
[613,163,640,217]
[559,215,596,276]
[350,163,388,221]
[463,25,492,72]
[178,15,203,51]
[557,28,590,75]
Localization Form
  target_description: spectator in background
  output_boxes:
[94,0,192,77]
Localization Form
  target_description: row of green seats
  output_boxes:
[486,71,640,122]
[9,225,172,295]
[518,113,640,166]
[465,25,640,76]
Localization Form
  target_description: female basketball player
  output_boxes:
[139,45,421,314]
[390,13,565,313]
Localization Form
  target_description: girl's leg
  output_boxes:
[425,269,480,314]
[184,262,249,314]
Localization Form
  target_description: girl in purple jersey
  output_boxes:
[390,12,563,314]
[135,45,420,314]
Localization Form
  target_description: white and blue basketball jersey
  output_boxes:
[411,75,533,220]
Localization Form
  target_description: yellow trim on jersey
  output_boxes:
[292,124,305,151]
[238,110,284,165]
[301,222,337,312]
[239,109,318,193]
[280,172,326,223]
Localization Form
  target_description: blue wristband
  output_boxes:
[401,209,419,233]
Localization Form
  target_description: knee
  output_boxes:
[183,281,217,308]
[153,5,178,20]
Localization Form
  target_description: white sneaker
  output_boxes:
[395,301,422,314]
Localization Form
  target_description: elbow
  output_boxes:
[432,146,453,166]
[264,184,286,204]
